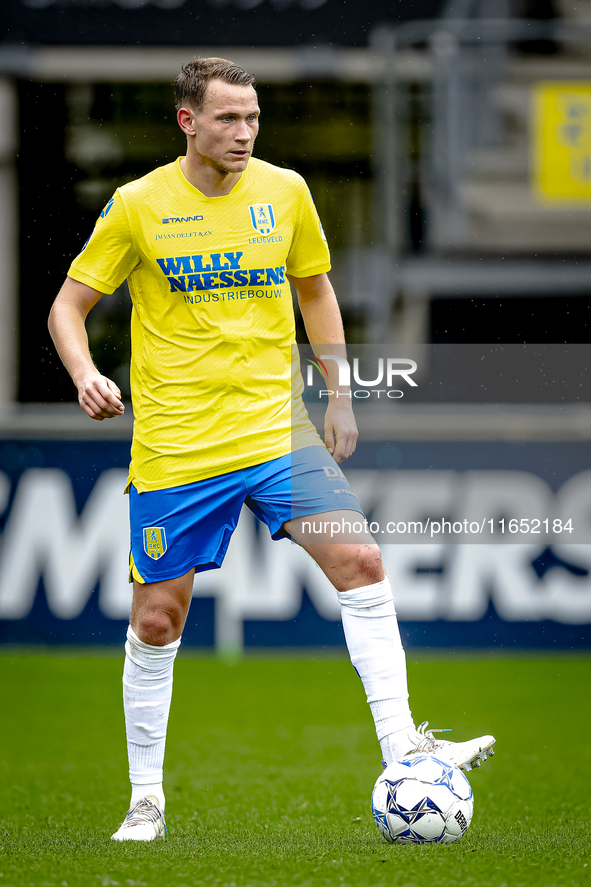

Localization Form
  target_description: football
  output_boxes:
[371,754,474,844]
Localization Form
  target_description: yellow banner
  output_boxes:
[533,82,591,202]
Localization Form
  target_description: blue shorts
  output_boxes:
[129,446,364,583]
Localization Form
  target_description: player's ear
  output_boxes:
[177,106,197,137]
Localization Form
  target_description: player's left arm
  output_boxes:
[289,271,358,463]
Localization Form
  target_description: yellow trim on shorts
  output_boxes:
[129,551,146,585]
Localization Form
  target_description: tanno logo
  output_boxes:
[304,354,418,399]
[100,198,114,219]
[162,215,204,224]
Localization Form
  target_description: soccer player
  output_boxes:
[48,57,495,842]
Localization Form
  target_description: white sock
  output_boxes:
[123,625,181,811]
[337,577,414,765]
[130,781,165,809]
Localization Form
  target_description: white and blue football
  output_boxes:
[371,754,474,844]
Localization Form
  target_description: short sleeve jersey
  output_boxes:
[68,157,329,492]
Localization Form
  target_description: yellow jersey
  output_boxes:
[68,157,330,492]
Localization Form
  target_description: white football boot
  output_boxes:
[388,721,496,772]
[111,795,167,842]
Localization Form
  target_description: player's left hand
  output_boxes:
[324,400,358,463]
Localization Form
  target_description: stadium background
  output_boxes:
[0,0,590,652]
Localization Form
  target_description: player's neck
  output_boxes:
[180,154,242,197]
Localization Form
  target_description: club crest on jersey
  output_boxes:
[143,527,167,560]
[249,204,275,235]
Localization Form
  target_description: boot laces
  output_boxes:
[414,720,452,753]
[124,797,163,826]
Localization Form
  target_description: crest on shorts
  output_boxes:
[249,204,275,235]
[143,526,167,560]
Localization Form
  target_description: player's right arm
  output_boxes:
[48,277,125,421]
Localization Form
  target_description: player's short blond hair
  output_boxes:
[175,57,257,111]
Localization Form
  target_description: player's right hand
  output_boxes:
[77,374,125,420]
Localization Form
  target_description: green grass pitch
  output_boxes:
[0,649,590,887]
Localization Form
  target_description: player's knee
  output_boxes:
[330,543,384,590]
[134,605,182,646]
[355,544,385,585]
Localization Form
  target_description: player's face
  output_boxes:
[191,80,260,175]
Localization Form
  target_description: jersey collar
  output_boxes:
[170,156,252,200]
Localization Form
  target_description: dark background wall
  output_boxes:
[1,0,444,48]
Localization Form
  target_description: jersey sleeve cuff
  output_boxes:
[286,261,331,279]
[67,267,119,295]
